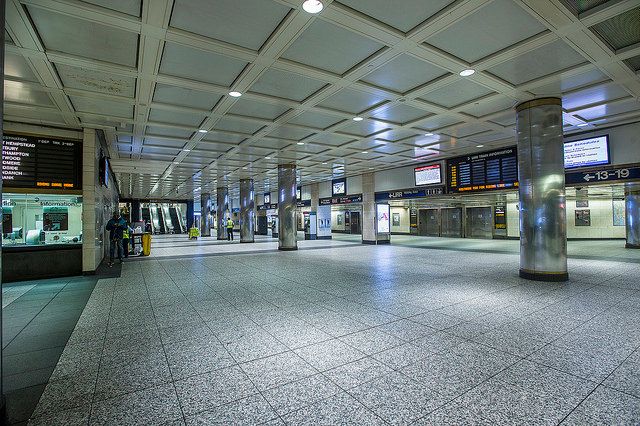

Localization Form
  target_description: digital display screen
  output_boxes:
[332,178,346,196]
[296,187,301,200]
[414,163,442,186]
[447,147,518,193]
[564,135,610,169]
[2,133,82,189]
[264,193,270,204]
[376,204,390,234]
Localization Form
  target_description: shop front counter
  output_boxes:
[2,243,82,282]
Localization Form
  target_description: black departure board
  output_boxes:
[447,147,518,193]
[2,133,82,190]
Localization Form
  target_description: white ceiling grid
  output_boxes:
[3,0,640,199]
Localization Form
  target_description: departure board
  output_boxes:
[447,147,518,193]
[2,133,82,189]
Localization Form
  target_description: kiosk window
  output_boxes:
[2,193,83,246]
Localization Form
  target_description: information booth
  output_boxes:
[2,133,84,281]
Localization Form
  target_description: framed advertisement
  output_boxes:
[613,199,625,226]
[376,204,390,234]
[575,209,591,227]
[392,212,400,227]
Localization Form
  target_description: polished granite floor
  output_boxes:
[28,236,640,425]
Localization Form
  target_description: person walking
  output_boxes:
[106,211,126,266]
[226,217,234,241]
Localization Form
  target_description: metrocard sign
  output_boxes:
[565,165,640,186]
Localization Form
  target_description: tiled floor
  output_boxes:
[2,276,99,425]
[28,236,640,425]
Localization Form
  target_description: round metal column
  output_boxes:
[515,98,568,281]
[278,164,298,250]
[216,186,229,240]
[240,179,255,243]
[200,193,212,237]
[625,185,640,249]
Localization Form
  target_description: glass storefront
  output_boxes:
[2,193,83,246]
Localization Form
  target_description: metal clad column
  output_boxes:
[217,186,229,240]
[515,98,568,281]
[0,1,6,417]
[200,193,212,237]
[186,200,194,230]
[240,179,255,243]
[625,185,640,249]
[278,164,297,250]
[361,173,376,244]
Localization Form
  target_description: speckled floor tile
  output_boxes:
[239,351,317,391]
[184,394,279,425]
[262,373,341,416]
[281,391,386,425]
[294,339,366,371]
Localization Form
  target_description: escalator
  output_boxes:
[156,207,167,234]
[168,207,183,233]
[141,207,154,233]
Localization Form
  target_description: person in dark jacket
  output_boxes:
[106,211,126,266]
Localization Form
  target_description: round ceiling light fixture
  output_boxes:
[353,116,364,121]
[302,0,323,14]
[197,129,208,133]
[459,69,476,77]
[297,142,305,145]
[362,151,368,154]
[424,132,434,136]
[577,123,589,127]
[476,144,484,148]
[229,91,242,97]
[265,156,271,160]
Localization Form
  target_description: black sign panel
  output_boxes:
[494,203,506,230]
[565,165,640,186]
[319,194,363,205]
[297,200,311,208]
[447,147,518,193]
[375,186,444,202]
[2,133,82,189]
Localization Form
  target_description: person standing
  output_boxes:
[226,217,234,241]
[106,211,126,266]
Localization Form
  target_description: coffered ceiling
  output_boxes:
[4,0,640,199]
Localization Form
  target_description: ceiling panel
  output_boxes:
[370,104,430,124]
[529,68,608,95]
[318,88,387,114]
[251,68,326,102]
[337,0,454,33]
[144,138,186,148]
[458,96,516,118]
[425,0,546,62]
[170,0,290,50]
[376,128,420,141]
[195,141,234,153]
[250,138,292,150]
[562,83,630,111]
[574,99,640,120]
[419,79,494,108]
[412,115,464,131]
[70,96,133,118]
[146,126,192,138]
[81,0,141,16]
[591,7,640,51]
[214,117,264,134]
[286,111,344,129]
[56,63,136,97]
[4,85,53,106]
[487,40,587,86]
[228,99,290,120]
[312,133,355,146]
[202,132,246,144]
[339,120,390,137]
[361,54,448,93]
[149,109,206,127]
[160,42,248,86]
[266,126,314,140]
[5,53,39,82]
[282,19,384,74]
[27,6,138,67]
[153,84,220,110]
[444,123,494,138]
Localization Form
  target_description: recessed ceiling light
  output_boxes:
[197,129,208,134]
[577,123,589,127]
[353,116,364,121]
[297,142,305,145]
[459,69,475,77]
[362,151,368,154]
[302,0,323,14]
[424,132,434,136]
[476,144,484,148]
[184,149,191,152]
[265,156,271,159]
[322,162,327,165]
[229,91,242,97]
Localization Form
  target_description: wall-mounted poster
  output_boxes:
[392,212,400,227]
[575,209,591,227]
[576,200,589,208]
[2,207,12,234]
[43,206,69,231]
[376,204,390,234]
[613,199,625,226]
[337,214,343,225]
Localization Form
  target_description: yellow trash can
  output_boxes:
[141,233,151,256]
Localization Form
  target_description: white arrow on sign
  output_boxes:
[583,174,594,182]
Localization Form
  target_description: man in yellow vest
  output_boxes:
[226,217,234,241]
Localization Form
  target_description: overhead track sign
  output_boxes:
[565,165,640,185]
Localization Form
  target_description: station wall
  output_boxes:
[390,207,411,234]
[331,210,346,231]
